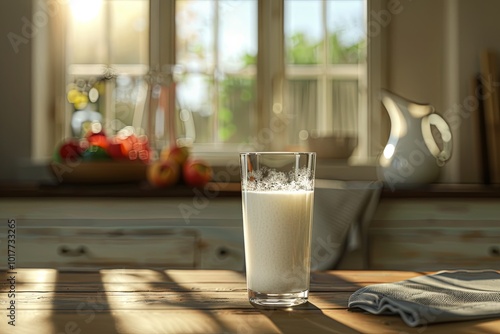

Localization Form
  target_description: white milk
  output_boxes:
[242,190,314,294]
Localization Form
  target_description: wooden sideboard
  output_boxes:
[0,196,245,271]
[368,197,500,271]
[1,183,500,271]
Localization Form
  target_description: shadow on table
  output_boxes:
[136,269,240,333]
[249,270,369,333]
[50,270,120,334]
[258,302,359,334]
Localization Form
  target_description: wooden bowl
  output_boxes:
[307,135,357,159]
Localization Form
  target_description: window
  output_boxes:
[174,0,258,147]
[39,0,375,164]
[64,0,149,139]
[284,0,365,150]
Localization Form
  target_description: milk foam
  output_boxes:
[242,190,314,294]
[243,167,314,192]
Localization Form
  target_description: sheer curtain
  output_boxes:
[331,80,358,136]
[286,80,318,145]
[285,79,359,145]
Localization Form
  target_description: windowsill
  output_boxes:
[5,160,500,198]
[6,156,380,197]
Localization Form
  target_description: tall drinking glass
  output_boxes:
[240,152,316,308]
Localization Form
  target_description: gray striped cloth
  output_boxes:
[348,270,500,327]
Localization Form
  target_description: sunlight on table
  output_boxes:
[0,269,57,334]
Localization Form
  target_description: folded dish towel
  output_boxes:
[348,270,500,327]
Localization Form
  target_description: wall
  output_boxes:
[387,0,500,183]
[387,0,444,111]
[454,0,500,183]
[0,1,32,182]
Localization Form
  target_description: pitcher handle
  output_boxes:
[421,114,453,166]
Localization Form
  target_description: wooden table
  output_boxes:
[1,269,499,333]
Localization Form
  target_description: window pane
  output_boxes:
[177,72,214,143]
[111,74,147,133]
[176,0,214,70]
[176,0,257,145]
[219,76,255,142]
[219,0,257,72]
[284,0,365,150]
[66,74,107,137]
[109,0,149,65]
[67,0,149,65]
[327,0,365,64]
[285,0,322,65]
[218,0,257,143]
[67,0,107,64]
[65,0,150,139]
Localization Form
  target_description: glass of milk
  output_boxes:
[240,152,316,308]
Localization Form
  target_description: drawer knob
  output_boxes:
[59,245,87,257]
[217,247,229,259]
[490,246,500,257]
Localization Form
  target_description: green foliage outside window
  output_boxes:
[217,31,364,143]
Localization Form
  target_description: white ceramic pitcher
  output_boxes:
[377,90,452,189]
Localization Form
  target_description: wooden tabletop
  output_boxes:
[1,269,498,333]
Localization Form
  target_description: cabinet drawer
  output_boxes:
[2,228,198,269]
[369,220,500,270]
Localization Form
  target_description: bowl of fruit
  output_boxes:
[50,125,150,184]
